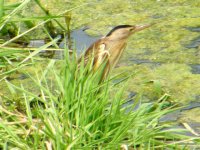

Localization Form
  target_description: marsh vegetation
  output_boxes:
[0,0,200,149]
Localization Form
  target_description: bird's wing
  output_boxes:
[78,39,109,67]
[78,38,111,81]
[93,43,110,71]
[78,39,102,64]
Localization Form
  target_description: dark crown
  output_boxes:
[106,25,132,37]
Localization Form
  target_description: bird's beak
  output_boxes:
[134,24,153,32]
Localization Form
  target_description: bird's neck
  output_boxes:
[106,37,127,42]
[105,38,127,48]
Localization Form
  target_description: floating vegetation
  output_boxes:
[0,0,200,149]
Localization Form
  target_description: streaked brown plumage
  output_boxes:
[78,24,152,81]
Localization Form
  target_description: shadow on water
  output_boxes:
[28,27,100,59]
[59,27,100,55]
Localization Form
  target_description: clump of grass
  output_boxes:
[0,49,199,149]
[0,1,199,149]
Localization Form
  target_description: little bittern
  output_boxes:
[78,24,152,81]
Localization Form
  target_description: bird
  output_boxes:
[78,24,152,81]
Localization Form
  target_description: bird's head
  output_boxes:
[106,24,152,41]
